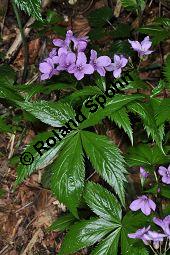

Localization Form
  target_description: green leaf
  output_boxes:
[151,80,165,97]
[81,131,127,206]
[14,0,42,20]
[0,117,12,133]
[0,64,15,86]
[139,20,170,45]
[17,100,76,127]
[156,98,170,125]
[16,130,67,185]
[80,94,143,129]
[121,0,145,12]
[110,107,133,145]
[0,64,23,101]
[91,228,121,255]
[127,101,163,149]
[64,86,102,105]
[84,182,122,223]
[88,7,112,27]
[48,214,76,232]
[59,218,115,255]
[126,144,169,169]
[160,185,170,199]
[51,132,85,217]
[164,55,170,86]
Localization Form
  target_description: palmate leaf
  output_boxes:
[110,107,133,145]
[51,132,85,218]
[84,182,122,223]
[17,100,76,127]
[164,55,170,87]
[80,94,144,129]
[16,130,71,185]
[64,86,102,105]
[125,144,170,170]
[156,98,170,125]
[59,184,150,255]
[127,101,163,149]
[60,183,121,255]
[59,218,115,255]
[14,0,42,20]
[81,131,127,206]
[91,228,121,255]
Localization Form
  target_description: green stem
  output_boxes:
[12,0,28,83]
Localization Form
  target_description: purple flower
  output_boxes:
[143,231,166,249]
[140,167,149,179]
[53,30,73,50]
[90,50,111,76]
[39,58,59,80]
[153,216,170,237]
[128,226,150,245]
[72,35,89,52]
[158,165,170,184]
[57,52,76,72]
[129,195,156,216]
[128,36,153,57]
[68,52,94,80]
[105,54,128,78]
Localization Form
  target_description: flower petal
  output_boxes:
[148,199,156,211]
[74,71,84,80]
[114,54,121,63]
[90,50,97,61]
[105,63,114,72]
[39,62,52,74]
[158,166,167,176]
[141,202,151,216]
[41,73,49,80]
[96,56,111,67]
[96,67,106,76]
[141,36,152,51]
[83,64,94,74]
[53,39,64,47]
[77,52,87,66]
[129,198,143,211]
[128,40,142,52]
[113,68,122,78]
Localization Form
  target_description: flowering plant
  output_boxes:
[1,3,170,254]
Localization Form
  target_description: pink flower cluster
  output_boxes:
[39,31,153,81]
[39,30,132,81]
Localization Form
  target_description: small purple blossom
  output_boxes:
[68,52,94,80]
[128,36,153,57]
[153,216,170,237]
[90,50,111,76]
[57,52,76,72]
[53,30,73,50]
[129,195,156,216]
[128,226,150,245]
[158,165,170,184]
[39,58,59,80]
[106,54,128,78]
[73,35,89,52]
[143,231,166,249]
[140,167,149,179]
